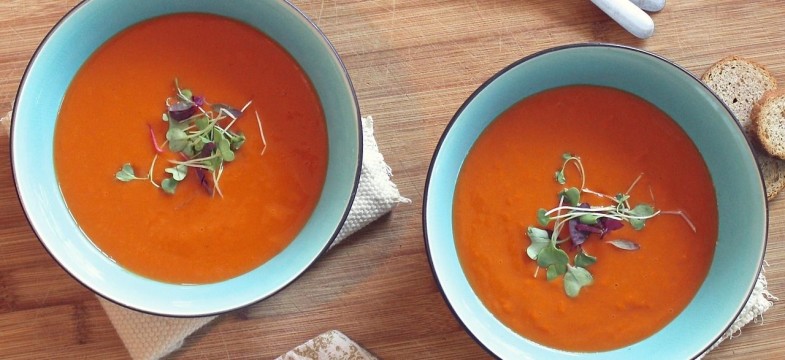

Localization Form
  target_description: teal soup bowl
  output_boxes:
[11,0,361,316]
[423,44,766,358]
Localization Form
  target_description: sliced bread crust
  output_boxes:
[701,56,778,133]
[752,88,785,160]
[702,56,785,200]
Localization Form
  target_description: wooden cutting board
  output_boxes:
[0,1,783,359]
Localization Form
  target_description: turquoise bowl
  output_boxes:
[423,44,767,358]
[11,0,361,316]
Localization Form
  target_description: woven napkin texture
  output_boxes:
[0,109,777,358]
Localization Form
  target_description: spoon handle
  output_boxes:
[591,0,655,39]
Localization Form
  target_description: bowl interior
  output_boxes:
[424,44,766,358]
[12,0,361,316]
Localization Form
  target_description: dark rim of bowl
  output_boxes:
[421,42,768,359]
[9,0,363,318]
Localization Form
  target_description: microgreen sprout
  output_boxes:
[115,163,146,182]
[525,153,695,298]
[115,78,267,196]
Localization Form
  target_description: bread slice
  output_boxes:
[702,56,778,134]
[752,88,785,160]
[702,56,785,200]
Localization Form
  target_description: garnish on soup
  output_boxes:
[115,79,266,197]
[526,153,696,297]
[453,85,717,351]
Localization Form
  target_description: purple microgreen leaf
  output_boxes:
[168,101,197,122]
[213,103,242,119]
[575,223,602,234]
[192,95,205,106]
[568,219,588,247]
[195,168,213,195]
[602,217,624,231]
[599,217,624,238]
[606,239,640,251]
[199,142,217,158]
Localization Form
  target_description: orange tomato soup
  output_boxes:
[453,85,717,351]
[54,14,327,284]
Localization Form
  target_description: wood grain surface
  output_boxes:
[1,1,783,359]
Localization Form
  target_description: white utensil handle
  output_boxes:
[591,0,655,39]
[629,0,666,12]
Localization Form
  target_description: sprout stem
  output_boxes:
[255,110,268,156]
[661,210,697,233]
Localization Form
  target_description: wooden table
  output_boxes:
[1,1,783,359]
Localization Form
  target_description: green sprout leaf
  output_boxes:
[629,203,656,230]
[195,115,210,131]
[218,137,235,162]
[564,265,593,297]
[526,227,551,260]
[536,244,569,275]
[555,170,566,184]
[536,208,551,226]
[606,239,641,251]
[115,163,145,182]
[164,164,188,181]
[575,249,597,268]
[161,178,179,194]
[180,88,193,101]
[166,128,189,152]
[116,79,268,197]
[522,154,697,298]
[546,264,565,281]
[578,213,600,225]
[229,132,246,151]
[560,187,581,206]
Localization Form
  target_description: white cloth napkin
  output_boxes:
[699,269,777,358]
[0,111,777,359]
